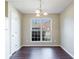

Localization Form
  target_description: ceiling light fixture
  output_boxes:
[36,13,40,17]
[43,12,48,16]
[35,9,40,13]
[35,0,48,17]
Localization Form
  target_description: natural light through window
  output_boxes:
[31,18,52,42]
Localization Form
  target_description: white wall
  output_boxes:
[5,2,22,59]
[21,14,60,46]
[5,1,10,59]
[60,2,74,57]
[9,4,22,54]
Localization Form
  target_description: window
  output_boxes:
[31,18,52,42]
[32,28,40,41]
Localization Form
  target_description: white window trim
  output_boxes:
[30,18,52,42]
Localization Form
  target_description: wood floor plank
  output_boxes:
[10,47,73,59]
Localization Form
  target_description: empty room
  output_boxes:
[5,0,74,59]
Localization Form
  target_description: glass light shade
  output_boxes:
[36,13,40,17]
[43,12,48,16]
[35,10,40,13]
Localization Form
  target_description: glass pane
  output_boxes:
[32,18,51,42]
[42,19,51,41]
[32,28,40,41]
[32,38,35,41]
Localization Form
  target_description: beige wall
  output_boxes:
[60,2,74,57]
[21,14,60,46]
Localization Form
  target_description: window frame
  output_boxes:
[30,18,52,42]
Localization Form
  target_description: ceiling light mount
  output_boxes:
[35,0,48,17]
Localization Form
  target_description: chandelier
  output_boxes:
[35,0,48,17]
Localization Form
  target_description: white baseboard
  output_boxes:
[9,54,12,59]
[60,46,74,58]
[21,45,60,47]
[9,46,21,58]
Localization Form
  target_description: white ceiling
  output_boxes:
[8,0,73,14]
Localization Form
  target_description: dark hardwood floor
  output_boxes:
[10,46,73,59]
